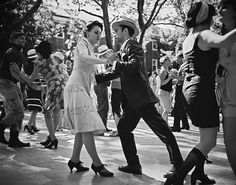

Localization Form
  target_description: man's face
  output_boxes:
[113,26,124,43]
[13,35,26,48]
[66,60,72,68]
[176,56,183,65]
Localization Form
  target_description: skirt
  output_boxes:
[26,87,42,112]
[183,74,219,128]
[63,84,105,133]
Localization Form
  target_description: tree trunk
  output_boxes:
[102,0,112,49]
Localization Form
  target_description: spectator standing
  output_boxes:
[109,77,121,137]
[158,55,176,124]
[94,63,112,134]
[66,59,73,76]
[171,52,189,132]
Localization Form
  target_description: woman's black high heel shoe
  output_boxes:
[67,160,89,172]
[164,173,183,185]
[40,135,51,146]
[191,172,216,185]
[91,164,113,177]
[45,138,58,149]
[31,125,39,132]
[24,125,34,135]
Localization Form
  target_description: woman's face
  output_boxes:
[219,1,236,30]
[87,25,102,46]
[36,52,42,60]
[164,58,171,67]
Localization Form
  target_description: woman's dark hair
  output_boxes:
[186,2,216,28]
[35,40,52,58]
[83,21,103,38]
[120,25,135,37]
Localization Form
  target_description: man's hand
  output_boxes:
[10,62,21,74]
[106,50,116,65]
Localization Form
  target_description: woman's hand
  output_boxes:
[29,83,42,91]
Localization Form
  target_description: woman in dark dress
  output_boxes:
[24,49,42,134]
[165,2,236,185]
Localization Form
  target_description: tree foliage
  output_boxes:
[0,0,42,59]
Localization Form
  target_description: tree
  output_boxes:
[80,0,113,48]
[0,0,42,59]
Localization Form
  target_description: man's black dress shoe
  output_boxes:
[171,127,181,132]
[181,126,190,130]
[118,165,142,174]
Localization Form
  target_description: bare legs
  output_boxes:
[70,133,83,162]
[28,111,39,129]
[158,90,171,125]
[196,127,218,155]
[71,132,102,166]
[165,127,218,184]
[52,106,61,132]
[223,117,236,178]
[44,105,61,141]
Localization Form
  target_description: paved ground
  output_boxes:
[0,111,235,185]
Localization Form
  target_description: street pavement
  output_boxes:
[0,111,235,185]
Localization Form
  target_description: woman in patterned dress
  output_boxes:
[63,21,113,176]
[31,41,68,149]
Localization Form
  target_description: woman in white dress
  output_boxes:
[64,21,113,177]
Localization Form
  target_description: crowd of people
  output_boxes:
[0,0,235,183]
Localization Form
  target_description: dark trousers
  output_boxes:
[173,85,189,129]
[94,83,109,128]
[117,102,183,168]
[0,79,24,132]
[111,88,122,117]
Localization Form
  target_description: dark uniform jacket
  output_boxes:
[96,39,159,109]
[0,44,24,84]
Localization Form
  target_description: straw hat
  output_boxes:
[112,17,139,37]
[53,51,64,61]
[98,45,109,56]
[27,49,37,59]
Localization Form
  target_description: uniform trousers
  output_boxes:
[117,102,183,168]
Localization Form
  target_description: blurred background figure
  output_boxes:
[94,45,112,135]
[171,51,189,132]
[158,55,176,125]
[23,49,42,135]
[52,51,69,132]
[109,77,122,137]
[65,58,73,76]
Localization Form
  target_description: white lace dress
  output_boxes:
[63,37,105,133]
